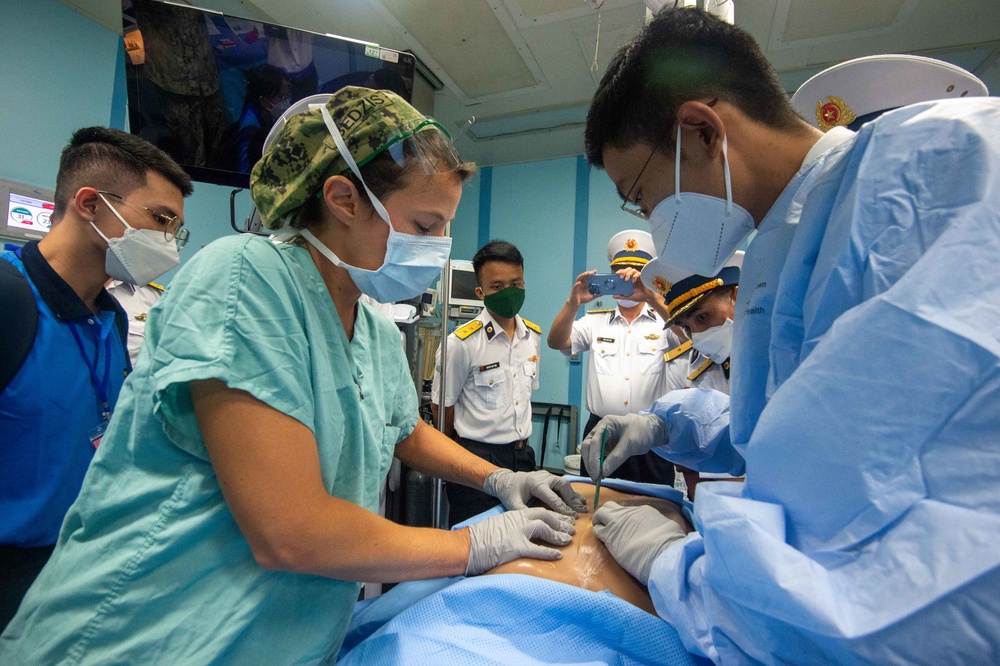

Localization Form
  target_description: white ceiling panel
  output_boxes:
[776,0,915,46]
[371,0,544,102]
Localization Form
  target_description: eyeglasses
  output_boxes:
[620,142,661,220]
[99,191,189,248]
[620,99,718,220]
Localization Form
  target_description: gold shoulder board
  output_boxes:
[521,318,542,334]
[454,319,484,340]
[687,357,715,382]
[664,339,692,363]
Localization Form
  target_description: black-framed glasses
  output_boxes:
[620,139,663,220]
[98,191,189,248]
[620,99,718,220]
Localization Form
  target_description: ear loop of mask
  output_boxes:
[674,125,736,215]
[91,193,133,243]
[314,104,394,228]
[292,104,395,270]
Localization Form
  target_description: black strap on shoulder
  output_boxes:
[0,260,40,394]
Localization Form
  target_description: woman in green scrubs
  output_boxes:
[0,87,585,664]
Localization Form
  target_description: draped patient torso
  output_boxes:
[484,482,692,614]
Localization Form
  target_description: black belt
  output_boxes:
[460,436,528,449]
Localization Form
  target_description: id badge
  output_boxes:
[88,415,111,449]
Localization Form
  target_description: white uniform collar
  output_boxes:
[109,279,137,294]
[481,310,527,340]
[612,304,656,323]
[802,126,855,171]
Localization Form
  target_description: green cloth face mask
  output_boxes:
[483,286,525,319]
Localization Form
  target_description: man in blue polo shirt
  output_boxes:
[0,127,192,630]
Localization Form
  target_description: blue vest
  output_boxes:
[0,244,129,547]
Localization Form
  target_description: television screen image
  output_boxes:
[122,0,417,188]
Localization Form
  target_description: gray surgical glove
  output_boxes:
[580,413,667,482]
[592,501,685,585]
[466,507,575,576]
[483,469,588,517]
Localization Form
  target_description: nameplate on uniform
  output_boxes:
[478,362,500,372]
[597,337,615,343]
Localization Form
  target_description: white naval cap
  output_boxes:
[607,229,655,269]
[642,251,744,325]
[791,54,989,132]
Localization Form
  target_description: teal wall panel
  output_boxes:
[487,157,577,408]
[1,0,253,277]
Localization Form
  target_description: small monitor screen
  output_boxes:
[451,268,481,303]
[7,193,54,235]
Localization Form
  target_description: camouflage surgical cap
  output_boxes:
[250,86,432,228]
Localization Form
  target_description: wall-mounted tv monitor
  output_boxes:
[122,0,417,188]
[0,178,56,243]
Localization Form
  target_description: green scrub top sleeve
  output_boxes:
[148,237,315,460]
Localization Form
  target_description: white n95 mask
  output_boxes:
[93,193,180,285]
[298,104,452,304]
[689,318,734,364]
[647,126,754,277]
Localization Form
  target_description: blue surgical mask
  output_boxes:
[298,104,452,303]
[647,126,754,277]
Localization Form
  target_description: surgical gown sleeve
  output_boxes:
[646,389,743,476]
[646,100,1000,665]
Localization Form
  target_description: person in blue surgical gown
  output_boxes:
[580,8,999,664]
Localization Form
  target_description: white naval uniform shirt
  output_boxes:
[663,345,732,394]
[565,306,679,417]
[106,280,164,367]
[432,311,541,445]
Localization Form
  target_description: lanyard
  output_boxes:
[69,321,114,422]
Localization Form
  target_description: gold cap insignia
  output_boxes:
[816,96,857,132]
[651,275,671,297]
[625,238,638,250]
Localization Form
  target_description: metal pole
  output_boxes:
[432,226,452,529]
